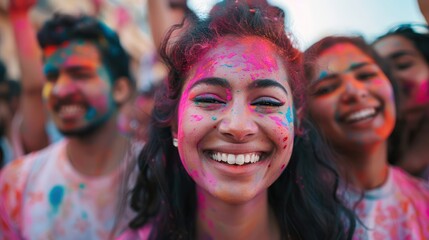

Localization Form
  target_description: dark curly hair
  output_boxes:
[129,1,356,239]
[37,13,134,86]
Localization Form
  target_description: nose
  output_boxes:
[340,77,369,104]
[218,103,258,142]
[51,75,78,98]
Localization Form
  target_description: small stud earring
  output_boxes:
[173,138,178,147]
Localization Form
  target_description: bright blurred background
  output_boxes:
[189,0,426,49]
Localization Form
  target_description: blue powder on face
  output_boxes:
[319,71,328,79]
[85,108,97,120]
[286,107,293,124]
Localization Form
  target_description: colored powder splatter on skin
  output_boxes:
[416,81,429,104]
[49,185,65,213]
[285,107,293,124]
[318,71,328,79]
[269,116,288,127]
[192,114,204,121]
[79,183,85,189]
[225,88,232,101]
[42,82,53,101]
[280,164,286,170]
[221,64,233,68]
[85,108,97,120]
[211,116,217,121]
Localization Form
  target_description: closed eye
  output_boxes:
[193,95,225,104]
[311,83,339,96]
[251,97,283,107]
[356,72,377,81]
[395,62,413,70]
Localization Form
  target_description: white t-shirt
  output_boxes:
[0,139,140,240]
[345,167,429,240]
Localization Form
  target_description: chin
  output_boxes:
[59,123,103,138]
[208,185,263,205]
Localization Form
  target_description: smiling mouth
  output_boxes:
[342,107,380,124]
[207,152,263,165]
[57,104,86,118]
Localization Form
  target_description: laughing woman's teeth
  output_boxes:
[211,152,261,165]
[227,154,235,164]
[236,155,245,165]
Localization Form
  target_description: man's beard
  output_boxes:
[59,112,112,138]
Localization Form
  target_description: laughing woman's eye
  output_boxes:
[356,72,377,81]
[312,83,338,96]
[193,95,226,110]
[251,97,284,107]
[193,96,225,104]
[395,61,413,71]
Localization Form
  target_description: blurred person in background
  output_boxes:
[0,13,139,239]
[373,24,429,180]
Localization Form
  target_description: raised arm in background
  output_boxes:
[8,0,49,153]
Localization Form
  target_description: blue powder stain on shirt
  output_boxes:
[285,107,293,124]
[49,185,65,213]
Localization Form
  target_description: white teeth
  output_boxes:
[345,108,376,122]
[236,155,245,165]
[210,152,261,165]
[59,105,85,115]
[227,154,235,164]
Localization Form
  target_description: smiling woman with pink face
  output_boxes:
[304,36,429,239]
[119,1,356,240]
[373,25,429,179]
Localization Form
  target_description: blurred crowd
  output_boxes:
[0,0,428,239]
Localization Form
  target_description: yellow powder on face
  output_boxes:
[43,82,53,100]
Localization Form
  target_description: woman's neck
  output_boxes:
[196,187,280,240]
[337,141,389,190]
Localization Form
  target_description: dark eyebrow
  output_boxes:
[388,50,415,60]
[189,77,231,90]
[348,62,370,71]
[247,79,289,95]
[314,62,372,83]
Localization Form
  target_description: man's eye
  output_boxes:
[45,73,58,82]
[72,72,93,79]
[251,97,283,107]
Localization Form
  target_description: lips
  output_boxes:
[207,151,263,165]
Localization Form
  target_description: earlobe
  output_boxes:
[113,77,133,104]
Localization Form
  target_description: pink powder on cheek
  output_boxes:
[415,80,429,104]
[269,116,288,127]
[225,88,232,101]
[191,114,204,121]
